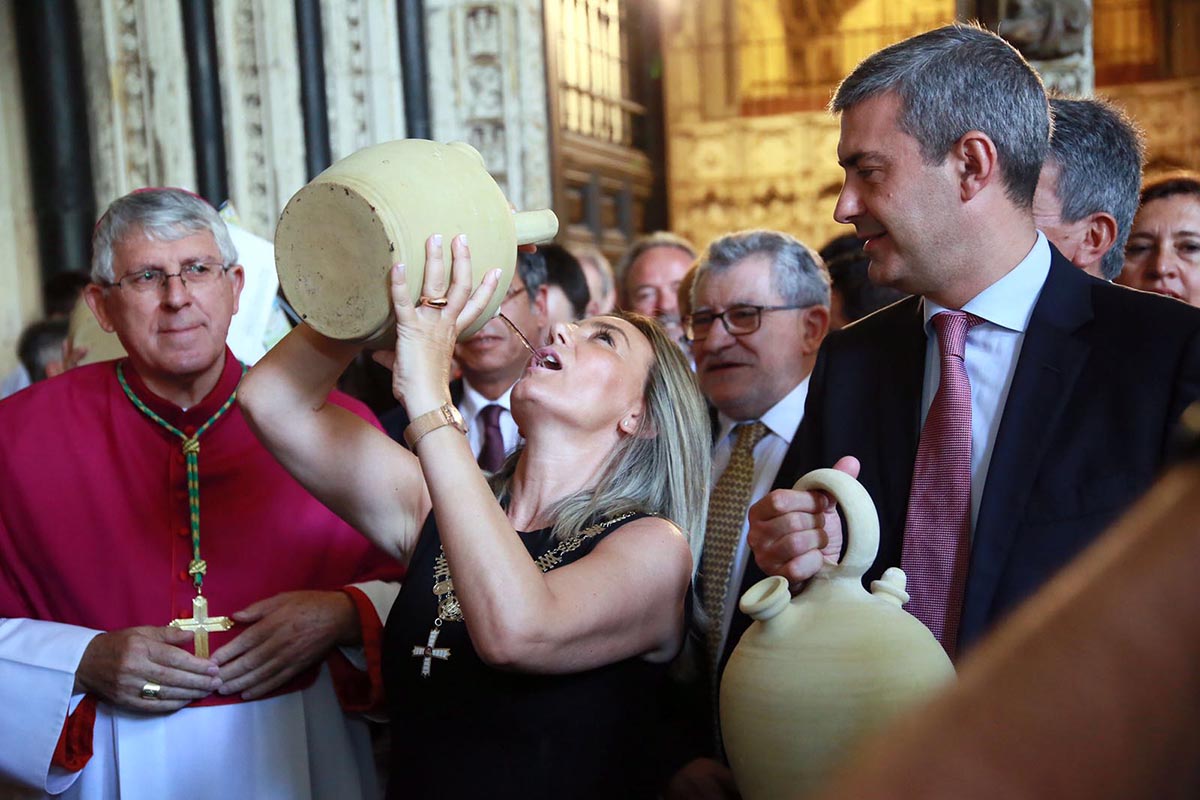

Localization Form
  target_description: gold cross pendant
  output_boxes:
[412,628,451,677]
[170,594,234,658]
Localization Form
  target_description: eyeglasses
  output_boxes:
[106,262,232,293]
[684,304,809,342]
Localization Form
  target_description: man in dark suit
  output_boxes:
[665,230,830,799]
[743,24,1200,661]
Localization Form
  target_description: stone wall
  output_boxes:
[662,0,956,253]
[425,0,552,212]
[0,5,42,378]
[1102,77,1200,175]
[668,111,847,254]
[1,0,554,376]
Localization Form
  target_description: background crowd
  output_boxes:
[2,21,1199,800]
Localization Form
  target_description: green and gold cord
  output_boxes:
[117,361,245,593]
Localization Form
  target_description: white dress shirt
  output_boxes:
[709,376,810,652]
[921,231,1051,533]
[458,378,522,461]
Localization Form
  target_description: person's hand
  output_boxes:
[747,456,859,591]
[211,590,359,700]
[75,626,222,713]
[666,758,742,800]
[380,234,501,413]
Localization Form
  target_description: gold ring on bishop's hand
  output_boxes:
[417,296,449,309]
[140,681,162,700]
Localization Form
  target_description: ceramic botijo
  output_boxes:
[68,297,127,366]
[720,468,956,800]
[274,139,559,342]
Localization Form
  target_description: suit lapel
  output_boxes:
[961,254,1093,645]
[866,299,928,579]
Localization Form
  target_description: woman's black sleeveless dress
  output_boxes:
[382,513,669,799]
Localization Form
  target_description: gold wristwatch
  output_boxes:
[404,403,468,449]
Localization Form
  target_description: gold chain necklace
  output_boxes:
[411,512,637,677]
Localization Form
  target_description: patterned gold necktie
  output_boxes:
[700,421,770,668]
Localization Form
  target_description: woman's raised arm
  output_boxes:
[237,320,430,562]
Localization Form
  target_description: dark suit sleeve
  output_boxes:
[1167,325,1200,461]
[785,339,831,484]
[378,405,412,447]
[377,379,464,447]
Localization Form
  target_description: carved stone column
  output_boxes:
[214,0,308,238]
[76,0,196,207]
[991,0,1094,95]
[320,0,407,161]
[424,0,552,211]
[0,4,42,376]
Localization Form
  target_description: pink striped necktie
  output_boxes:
[902,310,982,659]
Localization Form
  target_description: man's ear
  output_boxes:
[800,304,831,356]
[534,284,550,316]
[531,285,552,332]
[1078,213,1119,273]
[953,130,1000,203]
[226,264,246,315]
[83,284,116,333]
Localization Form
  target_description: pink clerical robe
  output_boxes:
[0,350,403,799]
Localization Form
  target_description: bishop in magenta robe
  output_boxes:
[0,350,403,799]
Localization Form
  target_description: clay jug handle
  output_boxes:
[791,468,880,581]
[514,209,560,245]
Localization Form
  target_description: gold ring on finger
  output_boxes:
[140,681,162,700]
[417,296,449,309]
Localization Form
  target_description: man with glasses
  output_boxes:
[381,248,551,472]
[665,230,830,800]
[0,188,402,799]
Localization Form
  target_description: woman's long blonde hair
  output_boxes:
[489,312,711,563]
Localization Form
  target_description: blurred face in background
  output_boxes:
[455,270,545,391]
[580,256,616,316]
[1119,194,1200,307]
[623,246,693,344]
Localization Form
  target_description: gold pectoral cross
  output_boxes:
[412,627,451,677]
[170,594,234,658]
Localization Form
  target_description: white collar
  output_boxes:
[715,376,811,447]
[924,230,1050,334]
[459,377,515,426]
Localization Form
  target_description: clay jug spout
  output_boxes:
[513,209,559,246]
[738,575,791,623]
